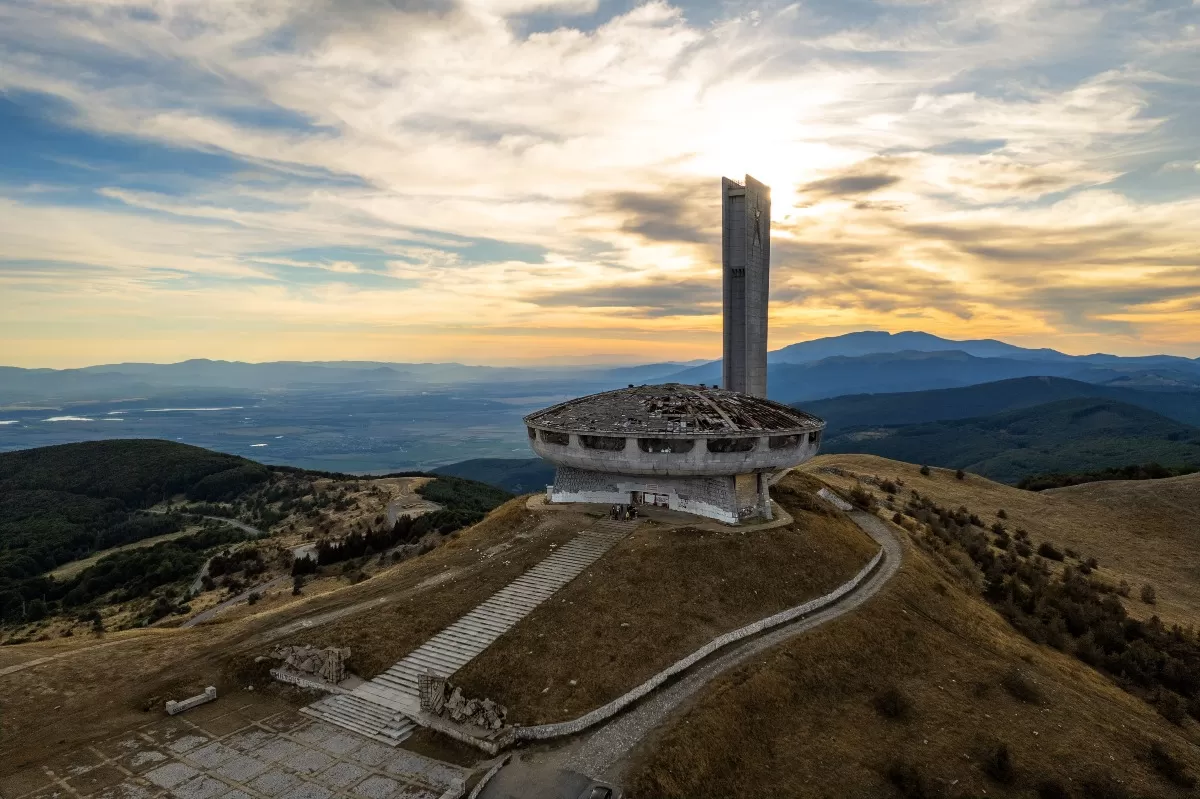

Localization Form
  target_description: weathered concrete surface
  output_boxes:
[166,686,218,716]
[0,698,469,799]
[722,175,770,399]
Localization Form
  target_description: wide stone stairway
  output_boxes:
[302,517,639,745]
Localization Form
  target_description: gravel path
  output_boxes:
[479,509,902,798]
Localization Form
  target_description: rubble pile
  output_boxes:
[271,644,350,684]
[421,677,507,730]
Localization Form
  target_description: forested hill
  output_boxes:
[0,440,513,627]
[821,398,1200,484]
[0,439,269,506]
[433,457,554,493]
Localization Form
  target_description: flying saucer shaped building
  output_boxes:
[523,175,826,524]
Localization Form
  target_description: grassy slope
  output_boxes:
[0,494,553,772]
[627,526,1200,799]
[823,399,1200,483]
[454,473,878,725]
[812,454,1200,627]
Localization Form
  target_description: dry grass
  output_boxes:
[453,473,879,725]
[626,518,1200,799]
[807,454,1200,626]
[0,496,561,774]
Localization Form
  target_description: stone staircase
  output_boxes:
[302,518,638,744]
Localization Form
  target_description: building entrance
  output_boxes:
[638,492,670,507]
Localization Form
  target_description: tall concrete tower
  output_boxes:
[722,175,770,398]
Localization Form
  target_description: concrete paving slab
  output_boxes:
[285,783,333,799]
[350,775,400,799]
[280,747,334,775]
[316,761,369,788]
[249,738,305,763]
[145,762,200,790]
[212,753,270,783]
[223,729,274,753]
[166,735,212,755]
[169,774,227,799]
[247,769,300,797]
[314,731,365,756]
[187,743,238,769]
[346,741,395,768]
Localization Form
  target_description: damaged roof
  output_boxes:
[524,383,825,436]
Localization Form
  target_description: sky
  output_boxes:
[0,0,1198,368]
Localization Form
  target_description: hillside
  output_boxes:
[433,457,554,493]
[0,440,510,634]
[822,398,1200,483]
[626,454,1200,797]
[627,508,1200,798]
[811,454,1200,627]
[801,376,1200,432]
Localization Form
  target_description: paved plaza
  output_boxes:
[0,699,469,799]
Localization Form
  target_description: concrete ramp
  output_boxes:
[303,518,638,744]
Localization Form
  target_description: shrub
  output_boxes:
[1147,741,1196,789]
[996,509,1007,519]
[1001,669,1042,704]
[1081,773,1132,799]
[246,591,261,606]
[885,760,929,799]
[879,479,898,495]
[847,484,876,510]
[892,512,903,524]
[1156,692,1187,725]
[983,742,1015,784]
[955,468,965,480]
[872,686,912,720]
[1014,541,1033,558]
[1037,542,1065,561]
[919,465,931,476]
[1140,584,1157,604]
[1036,780,1070,799]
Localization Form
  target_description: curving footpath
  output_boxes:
[478,508,902,797]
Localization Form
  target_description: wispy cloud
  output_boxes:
[0,0,1198,365]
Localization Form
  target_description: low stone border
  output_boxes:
[165,685,217,715]
[510,545,885,743]
[466,755,511,799]
[269,667,349,694]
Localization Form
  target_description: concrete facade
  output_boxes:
[722,175,770,399]
[548,466,744,524]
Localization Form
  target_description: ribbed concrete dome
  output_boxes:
[524,383,823,437]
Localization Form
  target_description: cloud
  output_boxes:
[1,0,1199,365]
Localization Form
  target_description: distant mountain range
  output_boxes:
[660,331,1200,403]
[5,330,1199,407]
